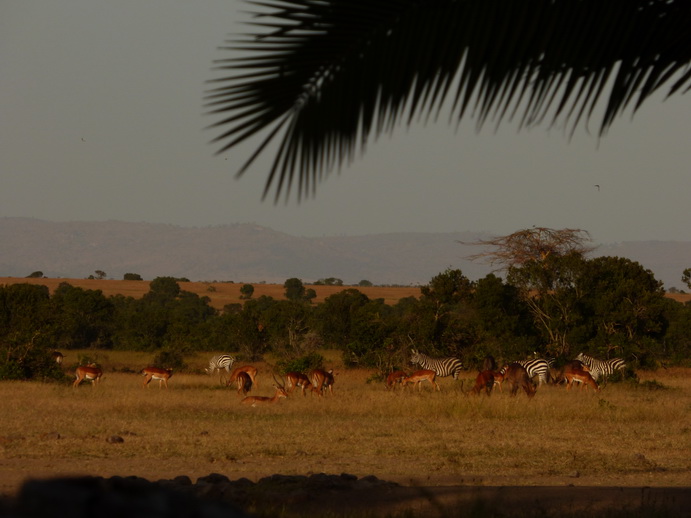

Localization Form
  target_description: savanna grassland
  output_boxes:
[1,349,689,509]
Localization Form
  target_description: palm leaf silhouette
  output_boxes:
[206,0,691,201]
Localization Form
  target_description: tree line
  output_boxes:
[1,229,690,381]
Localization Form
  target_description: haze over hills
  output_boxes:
[0,217,688,290]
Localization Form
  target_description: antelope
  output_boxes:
[234,371,253,395]
[564,367,600,392]
[52,351,64,365]
[73,365,102,388]
[226,365,258,389]
[240,385,288,407]
[502,363,536,398]
[482,354,497,372]
[557,360,590,385]
[285,372,312,396]
[140,367,173,389]
[385,370,408,390]
[401,369,440,392]
[470,370,495,395]
[493,367,506,393]
[308,369,335,396]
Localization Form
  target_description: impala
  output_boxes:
[502,363,536,398]
[564,367,600,392]
[557,360,590,385]
[226,365,258,389]
[401,369,440,392]
[240,385,288,407]
[385,370,408,390]
[308,369,335,396]
[470,370,495,396]
[73,365,102,388]
[285,372,312,396]
[234,371,253,395]
[52,351,64,365]
[140,367,173,389]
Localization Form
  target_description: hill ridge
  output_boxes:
[0,217,687,289]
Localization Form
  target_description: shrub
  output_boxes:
[151,349,187,370]
[276,352,325,374]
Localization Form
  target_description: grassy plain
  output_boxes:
[0,350,689,504]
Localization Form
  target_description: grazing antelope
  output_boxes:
[385,370,408,390]
[240,385,288,407]
[470,370,495,396]
[73,365,102,388]
[555,360,589,385]
[234,371,253,395]
[205,354,236,384]
[140,367,173,389]
[285,372,312,396]
[308,369,335,396]
[401,369,440,392]
[564,367,600,392]
[52,351,64,365]
[502,363,536,398]
[226,365,258,389]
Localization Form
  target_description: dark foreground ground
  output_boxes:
[1,473,689,518]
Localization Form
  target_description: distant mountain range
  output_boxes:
[0,217,688,290]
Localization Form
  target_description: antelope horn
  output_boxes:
[272,372,285,389]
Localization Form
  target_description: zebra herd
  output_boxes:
[408,349,628,393]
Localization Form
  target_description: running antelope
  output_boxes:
[401,369,440,391]
[240,385,288,407]
[73,365,102,388]
[140,367,173,389]
[285,372,312,396]
[226,365,258,389]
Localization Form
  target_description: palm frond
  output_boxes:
[206,0,691,201]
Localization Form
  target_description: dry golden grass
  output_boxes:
[0,351,689,498]
[0,277,421,308]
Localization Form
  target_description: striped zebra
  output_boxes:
[205,354,236,383]
[575,353,626,382]
[515,358,551,386]
[409,349,464,379]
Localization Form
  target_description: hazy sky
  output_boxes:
[3,1,691,244]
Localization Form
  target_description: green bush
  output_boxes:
[151,349,187,370]
[276,352,325,374]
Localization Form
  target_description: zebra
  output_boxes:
[205,354,236,383]
[409,349,464,379]
[515,358,551,386]
[575,353,626,382]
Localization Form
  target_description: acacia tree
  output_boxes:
[207,1,691,200]
[467,228,594,356]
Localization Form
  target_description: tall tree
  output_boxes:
[470,228,593,355]
[207,1,691,200]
